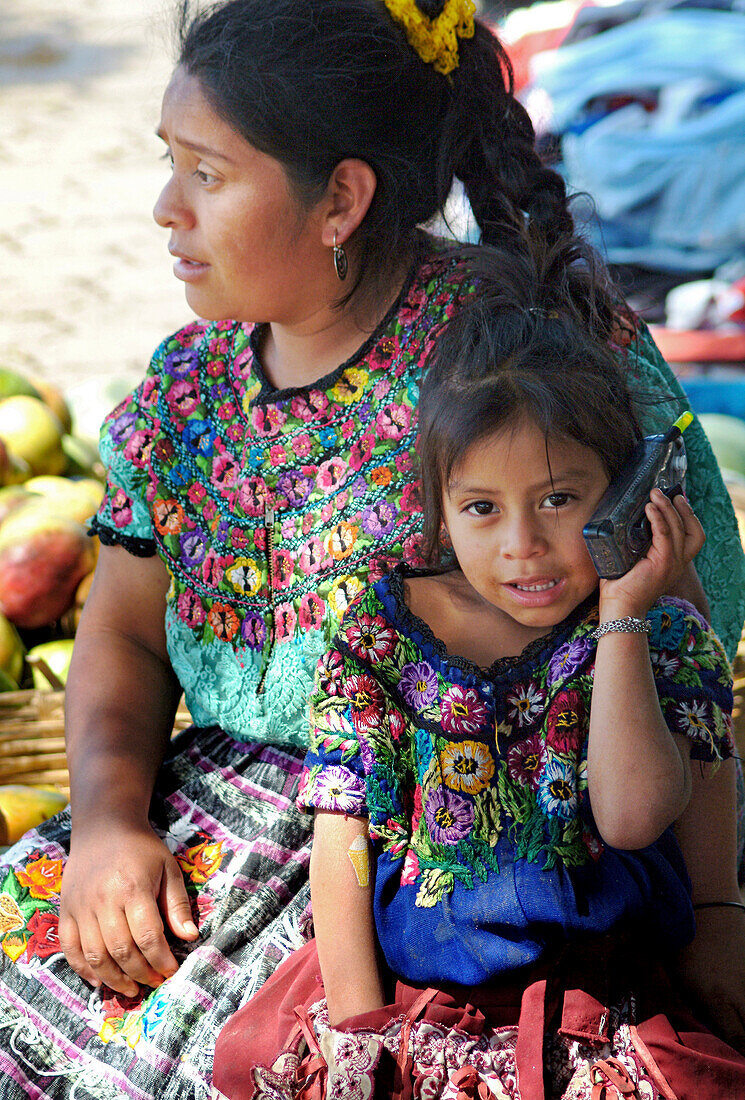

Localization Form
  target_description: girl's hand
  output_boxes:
[598,489,705,621]
[59,823,198,997]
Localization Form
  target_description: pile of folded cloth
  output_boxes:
[497,0,745,331]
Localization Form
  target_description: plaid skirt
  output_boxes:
[0,726,313,1099]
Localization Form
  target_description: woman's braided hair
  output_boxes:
[176,0,613,311]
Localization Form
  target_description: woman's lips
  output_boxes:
[169,247,209,282]
[172,256,210,282]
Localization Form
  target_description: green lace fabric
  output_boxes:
[625,323,745,660]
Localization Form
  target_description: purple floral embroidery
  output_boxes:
[180,529,208,567]
[312,765,365,814]
[277,470,314,507]
[165,346,199,378]
[547,637,594,685]
[425,787,474,844]
[399,662,438,710]
[361,501,396,538]
[109,411,137,446]
[350,475,368,498]
[241,613,267,649]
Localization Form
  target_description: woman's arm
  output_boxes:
[310,810,386,1025]
[673,759,745,1053]
[59,544,197,997]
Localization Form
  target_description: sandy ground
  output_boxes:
[0,0,189,422]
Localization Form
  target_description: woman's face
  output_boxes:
[154,67,329,324]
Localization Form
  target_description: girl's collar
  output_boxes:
[382,563,598,680]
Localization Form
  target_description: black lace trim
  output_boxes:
[384,565,597,681]
[89,518,157,558]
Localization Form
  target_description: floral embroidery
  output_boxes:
[91,249,468,749]
[440,740,495,795]
[425,787,474,843]
[440,685,489,736]
[302,580,733,913]
[14,855,63,900]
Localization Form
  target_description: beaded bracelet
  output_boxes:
[592,617,651,641]
[693,901,745,914]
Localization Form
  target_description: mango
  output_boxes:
[23,476,103,526]
[27,377,73,434]
[0,610,24,685]
[0,396,65,477]
[27,639,75,691]
[62,434,104,479]
[0,786,68,846]
[0,506,96,628]
[0,486,35,525]
[0,367,42,402]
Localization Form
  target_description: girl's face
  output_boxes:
[441,417,609,630]
[153,67,329,324]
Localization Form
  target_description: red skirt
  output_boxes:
[212,937,745,1100]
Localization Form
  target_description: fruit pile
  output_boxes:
[0,366,106,696]
[0,365,117,844]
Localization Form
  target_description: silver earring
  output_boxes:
[333,229,348,282]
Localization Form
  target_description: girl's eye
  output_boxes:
[194,167,218,185]
[543,492,573,508]
[160,150,174,168]
[466,501,495,516]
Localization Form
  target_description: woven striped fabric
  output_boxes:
[0,726,312,1099]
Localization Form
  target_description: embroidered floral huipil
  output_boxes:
[298,570,734,985]
[91,249,468,746]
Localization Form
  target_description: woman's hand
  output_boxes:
[598,489,705,621]
[62,546,188,995]
[59,823,198,997]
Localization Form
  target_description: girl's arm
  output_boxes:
[59,544,197,998]
[587,489,703,849]
[310,810,386,1025]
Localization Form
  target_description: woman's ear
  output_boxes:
[321,159,377,247]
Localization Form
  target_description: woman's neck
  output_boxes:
[404,571,559,668]
[260,259,412,391]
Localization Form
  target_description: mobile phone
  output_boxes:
[582,412,692,579]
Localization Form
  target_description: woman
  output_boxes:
[0,2,742,1097]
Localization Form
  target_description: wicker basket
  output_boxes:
[0,692,193,798]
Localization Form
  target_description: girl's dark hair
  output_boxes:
[175,0,606,306]
[418,234,643,564]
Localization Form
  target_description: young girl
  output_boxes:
[0,2,743,1096]
[213,243,745,1099]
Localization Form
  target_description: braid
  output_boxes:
[447,23,574,249]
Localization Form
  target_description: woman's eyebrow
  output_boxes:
[155,129,236,165]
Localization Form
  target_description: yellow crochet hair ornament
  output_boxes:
[384,0,476,76]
